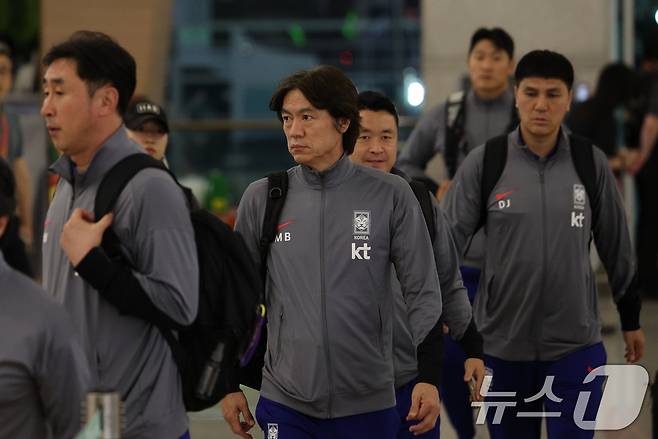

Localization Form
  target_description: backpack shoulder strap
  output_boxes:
[95,153,169,259]
[478,134,508,231]
[259,171,289,281]
[446,91,465,128]
[95,153,168,218]
[444,90,467,179]
[409,179,436,244]
[569,134,599,231]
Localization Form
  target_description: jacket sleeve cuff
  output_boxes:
[74,247,119,291]
[217,366,242,399]
[416,318,443,388]
[617,288,642,331]
[456,318,484,359]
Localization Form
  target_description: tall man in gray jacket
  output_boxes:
[398,28,517,439]
[41,32,198,439]
[443,50,645,439]
[350,90,486,439]
[0,157,90,439]
[220,66,443,439]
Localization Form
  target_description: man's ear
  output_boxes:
[507,58,516,77]
[94,85,120,117]
[0,215,9,240]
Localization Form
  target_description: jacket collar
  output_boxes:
[294,153,356,189]
[49,125,142,188]
[511,125,569,162]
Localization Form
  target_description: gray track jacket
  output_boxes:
[235,155,442,418]
[443,128,639,361]
[397,89,515,182]
[0,252,90,439]
[42,127,198,439]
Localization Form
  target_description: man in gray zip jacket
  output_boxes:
[40,32,198,439]
[443,50,645,438]
[350,90,485,439]
[220,66,443,439]
[0,157,90,439]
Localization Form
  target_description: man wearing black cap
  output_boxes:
[0,157,90,439]
[124,98,169,162]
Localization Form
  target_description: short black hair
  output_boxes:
[357,91,399,127]
[270,65,360,154]
[0,157,15,217]
[42,31,136,115]
[469,27,514,59]
[515,50,574,90]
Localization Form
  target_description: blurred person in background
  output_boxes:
[566,63,637,176]
[0,34,33,269]
[124,97,200,210]
[625,31,658,299]
[124,98,169,162]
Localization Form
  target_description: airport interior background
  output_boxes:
[3,0,658,437]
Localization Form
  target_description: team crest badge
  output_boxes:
[353,211,370,234]
[267,423,278,439]
[573,184,586,209]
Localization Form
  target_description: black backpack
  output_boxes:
[477,133,600,232]
[408,179,437,244]
[443,90,519,180]
[95,153,267,411]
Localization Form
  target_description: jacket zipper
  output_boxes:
[319,175,335,417]
[537,167,547,360]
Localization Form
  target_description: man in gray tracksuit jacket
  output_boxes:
[220,66,443,439]
[351,90,485,439]
[41,32,198,439]
[443,50,645,439]
[0,158,90,439]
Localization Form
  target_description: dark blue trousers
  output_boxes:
[483,342,606,439]
[395,378,441,438]
[439,266,479,439]
[255,396,399,439]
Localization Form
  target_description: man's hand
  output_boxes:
[60,208,113,266]
[436,179,452,201]
[622,329,645,363]
[407,382,441,435]
[464,358,485,401]
[220,391,256,439]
